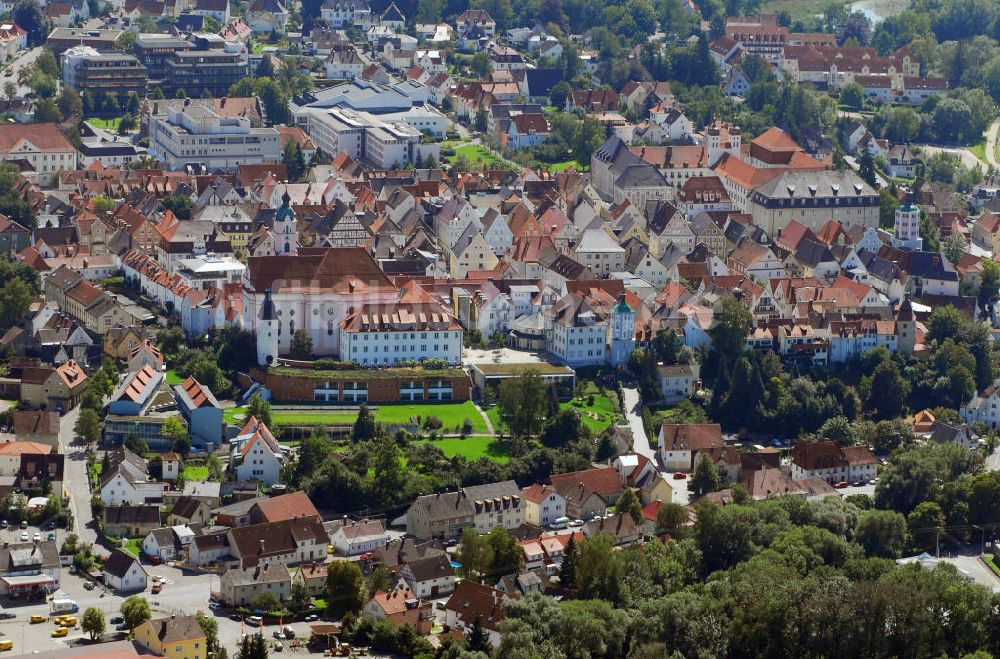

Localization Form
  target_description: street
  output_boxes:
[58,407,99,551]
[0,47,43,100]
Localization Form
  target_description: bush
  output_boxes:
[423,416,443,430]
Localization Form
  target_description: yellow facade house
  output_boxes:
[134,615,207,659]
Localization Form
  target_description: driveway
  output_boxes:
[620,386,654,462]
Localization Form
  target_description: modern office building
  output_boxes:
[148,103,279,170]
[162,34,248,98]
[62,46,147,99]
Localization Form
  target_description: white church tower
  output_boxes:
[256,288,279,367]
[274,189,298,255]
[892,197,922,251]
[609,292,635,367]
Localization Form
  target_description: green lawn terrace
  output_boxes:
[225,400,489,435]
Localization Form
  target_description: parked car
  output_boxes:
[151,584,162,594]
[0,521,7,529]
[83,581,94,590]
[0,613,15,620]
[51,628,68,638]
[47,533,55,542]
[18,532,26,542]
[304,615,318,622]
[672,472,687,480]
[273,631,286,640]
[110,616,124,625]
[32,533,39,542]
[284,629,295,639]
[115,623,128,632]
[869,479,877,485]
[833,481,849,489]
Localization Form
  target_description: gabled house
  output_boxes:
[330,519,387,556]
[229,416,286,486]
[658,423,724,471]
[102,548,147,593]
[548,467,624,520]
[444,581,509,647]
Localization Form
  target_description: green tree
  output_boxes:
[160,194,192,220]
[352,403,376,441]
[690,453,722,496]
[81,607,105,640]
[539,408,590,448]
[855,509,908,558]
[559,533,578,588]
[162,416,189,455]
[455,527,492,582]
[862,359,909,420]
[56,86,82,119]
[615,487,643,524]
[74,409,101,444]
[282,139,306,182]
[497,369,546,437]
[207,454,224,481]
[289,581,311,614]
[32,98,59,122]
[325,560,364,619]
[196,612,219,653]
[289,329,312,359]
[907,501,944,552]
[118,113,137,134]
[858,148,877,187]
[246,393,272,428]
[943,232,967,265]
[467,615,490,652]
[471,51,491,78]
[120,595,151,630]
[655,502,689,536]
[840,82,864,110]
[0,278,35,331]
[12,0,48,46]
[879,188,900,229]
[710,295,752,364]
[576,533,622,602]
[414,0,443,23]
[486,526,523,577]
[251,591,280,612]
[124,432,149,455]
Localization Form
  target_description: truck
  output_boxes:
[49,599,78,614]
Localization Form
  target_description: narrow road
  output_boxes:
[58,407,100,552]
[620,386,654,461]
[985,119,1000,169]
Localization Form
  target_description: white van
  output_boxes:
[50,599,78,614]
[550,517,570,530]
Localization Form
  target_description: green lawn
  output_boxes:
[165,369,184,385]
[442,143,516,170]
[969,140,988,164]
[121,538,142,557]
[413,436,512,462]
[487,387,620,434]
[544,160,589,173]
[562,393,620,432]
[180,464,208,482]
[224,406,247,425]
[374,401,487,433]
[226,402,489,434]
[985,555,1000,577]
[86,117,122,131]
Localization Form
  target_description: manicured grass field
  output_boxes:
[413,436,512,462]
[969,140,988,164]
[225,402,489,434]
[86,117,122,131]
[562,393,620,432]
[442,143,516,170]
[180,465,208,482]
[544,160,589,173]
[487,390,620,434]
[165,369,184,385]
